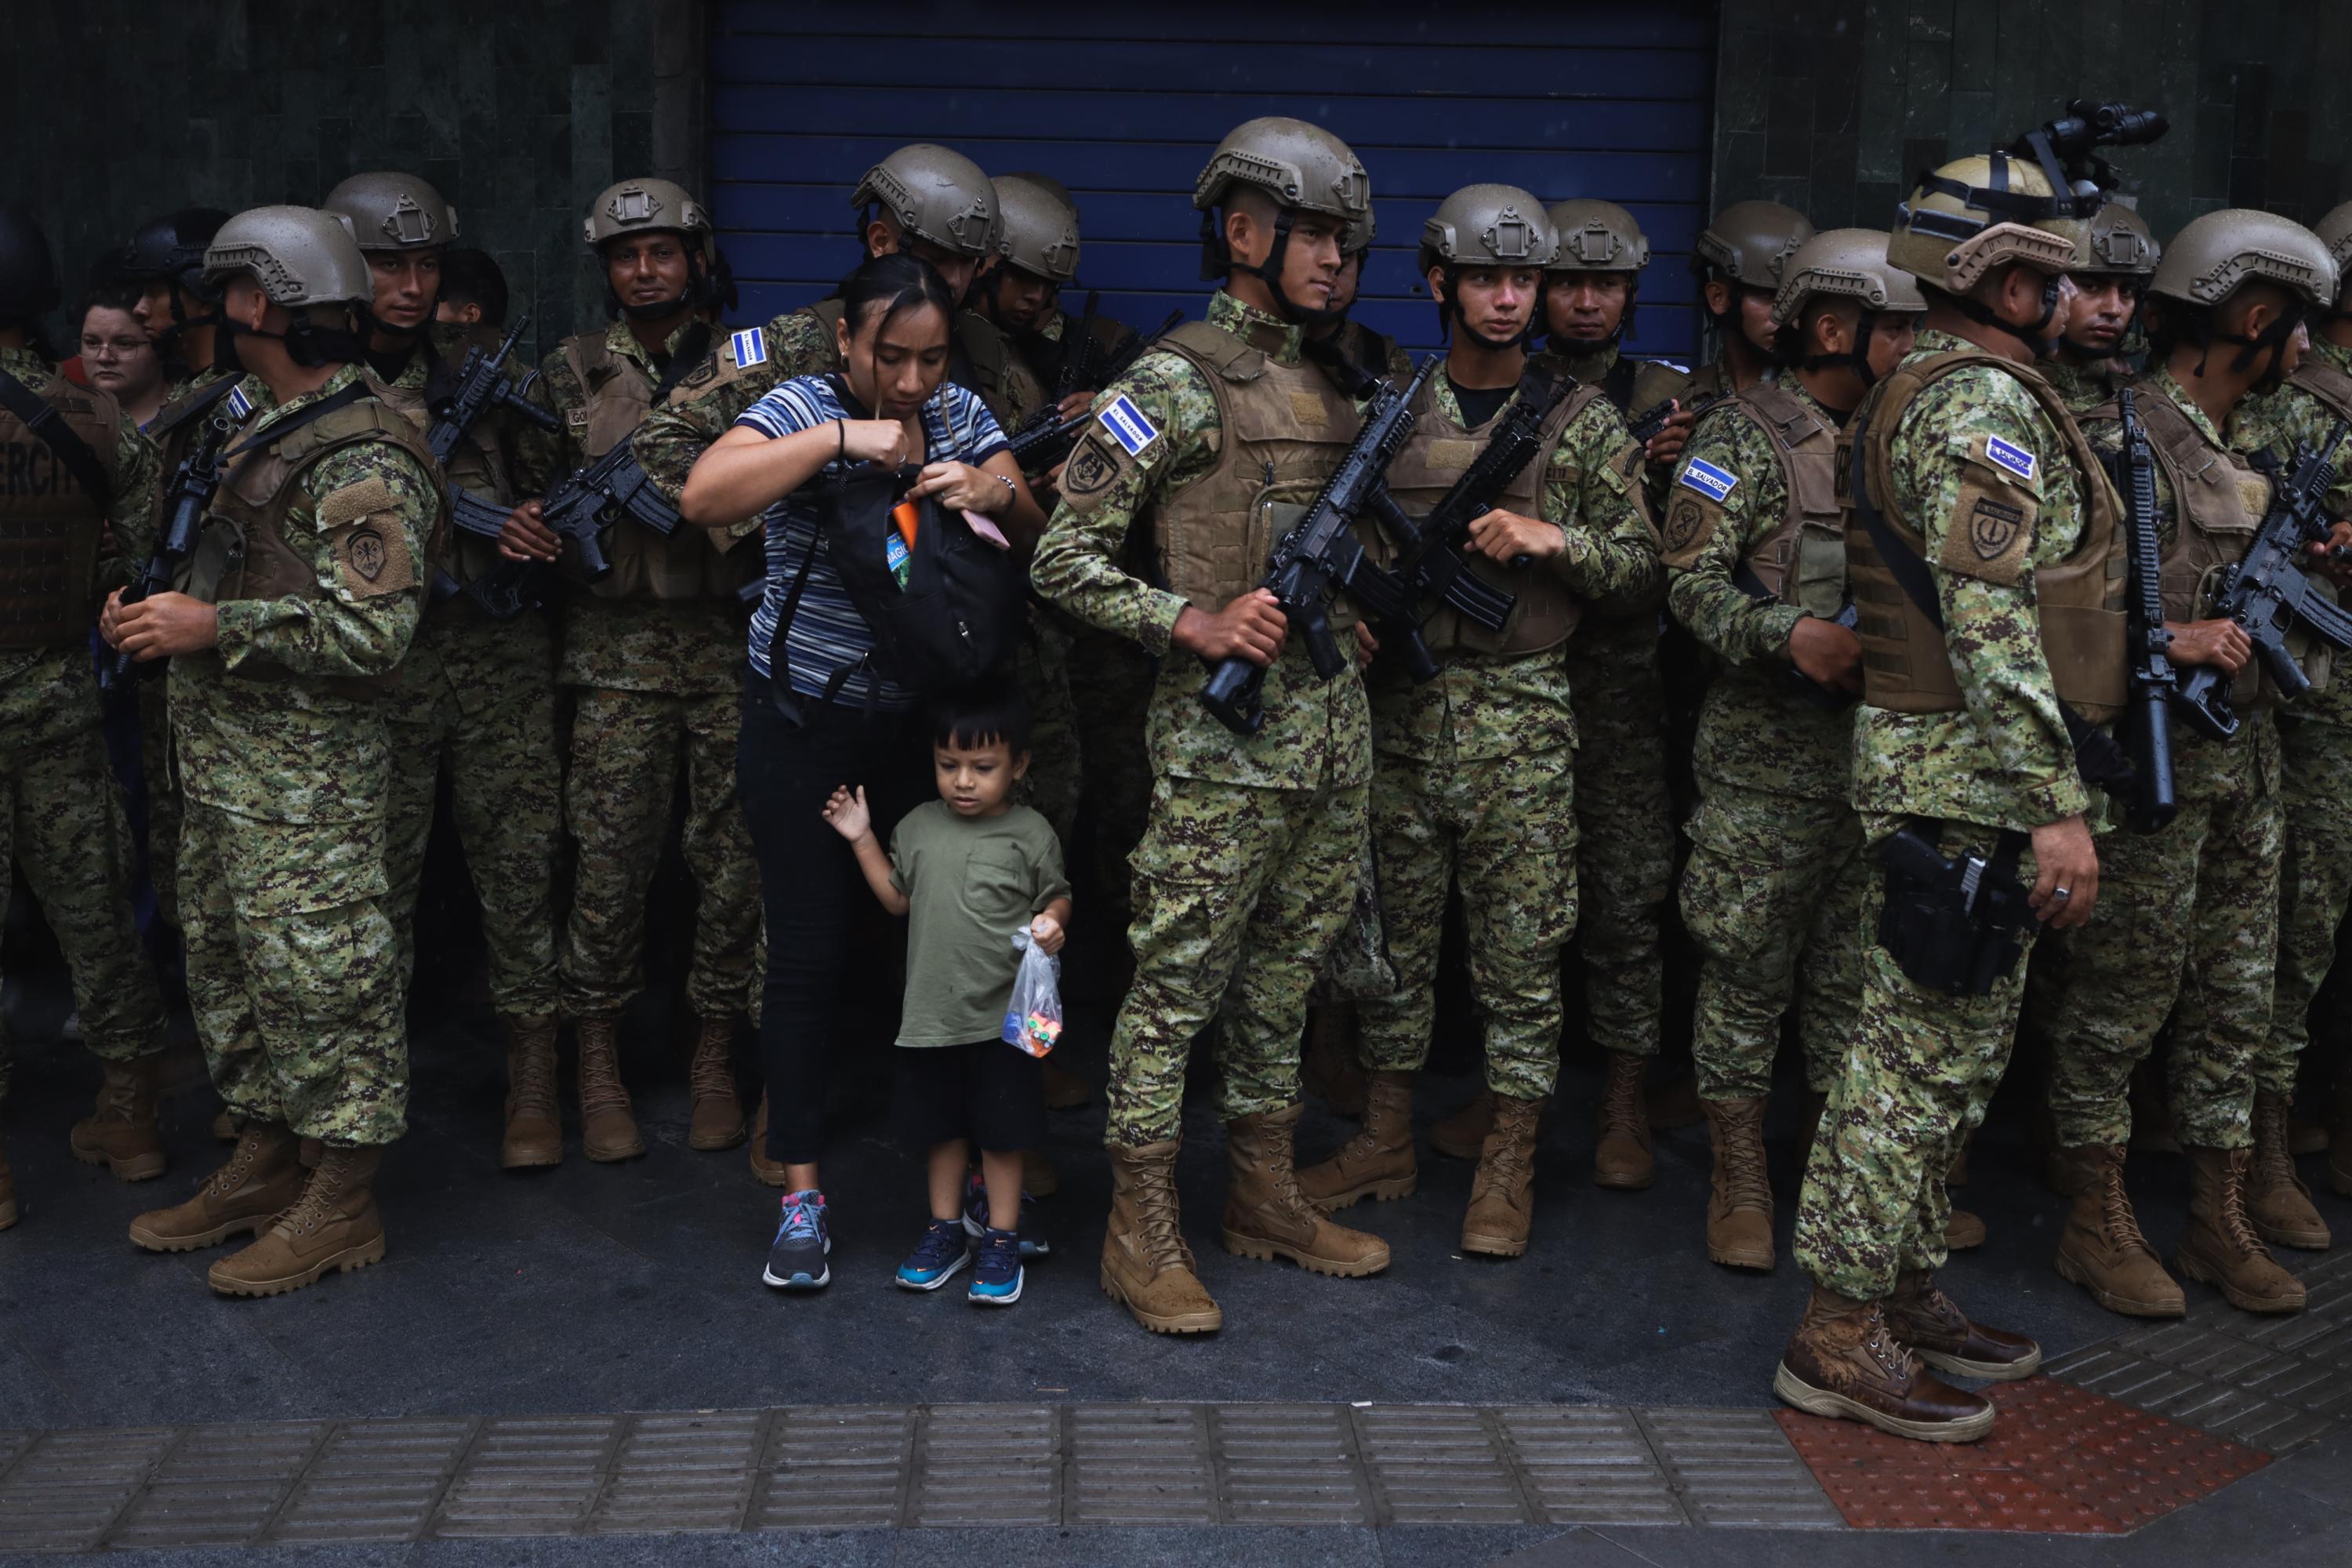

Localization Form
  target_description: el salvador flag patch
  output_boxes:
[1679,457,1738,503]
[225,384,254,421]
[1097,394,1159,457]
[729,327,767,369]
[1985,434,2037,483]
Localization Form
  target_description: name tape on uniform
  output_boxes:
[1985,434,2037,483]
[1098,394,1160,457]
[730,327,767,369]
[225,384,255,421]
[1678,456,1739,503]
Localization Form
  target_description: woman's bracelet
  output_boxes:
[987,471,1016,512]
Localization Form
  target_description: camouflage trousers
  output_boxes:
[381,612,561,1021]
[2046,722,2280,1149]
[1679,782,1864,1101]
[559,685,759,1020]
[0,648,167,1107]
[1105,771,1367,1146]
[1357,745,1577,1100]
[137,675,181,927]
[1794,820,2042,1302]
[1012,609,1082,850]
[1565,621,1673,1058]
[181,800,407,1145]
[1063,626,1156,931]
[2265,716,2352,1096]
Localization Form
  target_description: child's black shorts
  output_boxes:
[892,1040,1046,1154]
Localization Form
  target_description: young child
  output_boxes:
[822,684,1069,1306]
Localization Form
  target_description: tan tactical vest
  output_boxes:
[955,311,1049,432]
[2288,353,2352,426]
[1149,317,1372,627]
[1845,350,2128,721]
[374,347,517,597]
[0,365,115,648]
[559,331,757,603]
[1381,377,1596,655]
[1726,383,1848,617]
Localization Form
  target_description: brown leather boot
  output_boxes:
[686,1016,746,1152]
[747,1094,786,1187]
[1461,1094,1542,1257]
[500,1017,562,1170]
[68,1056,168,1181]
[2053,1144,2184,1317]
[1773,1283,1996,1443]
[1101,1141,1221,1334]
[1593,1051,1653,1189]
[574,1017,644,1163]
[1944,1205,1987,1250]
[1886,1269,2042,1381]
[2248,1092,2329,1250]
[1701,1097,1773,1270]
[1041,1058,1091,1111]
[1022,1147,1060,1199]
[0,1134,16,1230]
[1301,1004,1369,1117]
[1221,1104,1390,1276]
[2177,1146,2307,1313]
[1432,1089,1494,1160]
[2046,1142,2103,1199]
[208,1145,385,1298]
[1298,1069,1417,1210]
[129,1123,305,1253]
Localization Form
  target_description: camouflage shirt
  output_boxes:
[2236,337,2352,728]
[169,363,437,824]
[1665,379,1856,801]
[1850,328,2096,833]
[2043,358,2122,416]
[1368,372,1657,763]
[1029,289,1368,792]
[631,307,837,507]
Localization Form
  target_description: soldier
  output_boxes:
[1664,230,1925,1272]
[1296,186,1658,1257]
[319,172,567,1171]
[496,179,756,1164]
[110,205,441,1296]
[1688,201,1818,401]
[1031,116,1394,1334]
[1776,151,2110,1441]
[0,203,174,1218]
[2045,210,2341,1318]
[2045,204,2161,413]
[110,208,230,390]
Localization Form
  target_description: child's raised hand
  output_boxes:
[1030,912,1065,956]
[821,784,872,841]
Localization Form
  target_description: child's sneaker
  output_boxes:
[895,1217,972,1290]
[761,1189,830,1290]
[969,1227,1023,1306]
[962,1170,1052,1258]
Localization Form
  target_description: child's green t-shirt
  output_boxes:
[887,800,1069,1047]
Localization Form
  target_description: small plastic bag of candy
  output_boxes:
[1003,927,1063,1058]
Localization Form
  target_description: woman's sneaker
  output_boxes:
[962,1170,1052,1258]
[969,1227,1023,1306]
[762,1190,830,1290]
[895,1218,972,1291]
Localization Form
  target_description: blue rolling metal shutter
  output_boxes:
[710,3,1715,364]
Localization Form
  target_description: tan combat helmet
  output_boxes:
[1544,199,1649,274]
[1769,227,1928,328]
[2063,201,2160,278]
[1423,184,1560,269]
[851,144,996,260]
[583,177,713,252]
[1888,151,2076,292]
[321,172,458,252]
[2148,209,2336,312]
[1693,200,1814,286]
[203,205,372,306]
[1193,116,1370,231]
[992,175,1080,284]
[2309,201,2352,309]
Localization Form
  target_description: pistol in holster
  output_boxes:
[1875,821,2033,997]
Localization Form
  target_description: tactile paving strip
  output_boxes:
[267,1417,474,1544]
[1777,1377,2270,1532]
[1636,1407,1844,1527]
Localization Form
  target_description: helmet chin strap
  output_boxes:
[605,247,715,322]
[216,311,362,372]
[1799,310,1886,388]
[1203,209,1345,325]
[1950,273,2065,360]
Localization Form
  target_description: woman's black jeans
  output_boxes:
[737,670,930,1167]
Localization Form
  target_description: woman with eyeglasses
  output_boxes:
[78,285,168,430]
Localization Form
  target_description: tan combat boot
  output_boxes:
[1301,1004,1369,1118]
[1298,1069,1417,1210]
[747,1094,786,1187]
[1101,1141,1221,1334]
[2176,1146,2307,1313]
[1701,1097,1774,1270]
[0,1134,16,1230]
[1886,1270,2042,1381]
[500,1017,562,1170]
[1461,1093,1542,1257]
[68,1055,168,1181]
[209,1145,385,1298]
[2053,1144,2184,1317]
[1432,1089,1495,1160]
[1221,1104,1390,1276]
[2248,1091,2329,1250]
[210,1107,240,1142]
[1593,1051,1653,1189]
[2045,1142,2103,1199]
[129,1123,306,1252]
[1773,1283,1995,1443]
[686,1016,746,1152]
[574,1017,644,1163]
[1944,1205,1987,1250]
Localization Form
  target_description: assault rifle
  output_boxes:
[1054,291,1101,404]
[426,317,561,616]
[2113,389,2178,831]
[1197,358,1437,735]
[510,435,686,586]
[1005,310,1183,471]
[2176,417,2352,741]
[100,379,244,692]
[1625,390,1726,451]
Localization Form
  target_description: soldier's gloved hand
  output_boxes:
[2165,618,2252,673]
[1645,404,1697,470]
[107,591,219,662]
[499,499,561,563]
[1788,615,1863,692]
[2027,814,2100,930]
[1174,589,1287,667]
[1466,508,1561,564]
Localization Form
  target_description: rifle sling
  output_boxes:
[0,367,111,511]
[648,321,714,405]
[223,381,370,462]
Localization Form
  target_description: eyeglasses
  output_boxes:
[80,336,153,361]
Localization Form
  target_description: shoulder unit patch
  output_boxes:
[729,327,768,370]
[1678,456,1739,504]
[1097,394,1160,457]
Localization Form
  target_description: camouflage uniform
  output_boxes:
[529,319,761,1024]
[631,307,836,504]
[1794,329,2093,1301]
[0,349,167,1108]
[1664,382,1864,1102]
[1030,291,1370,1145]
[1356,379,1656,1099]
[172,364,439,1146]
[2043,360,2121,416]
